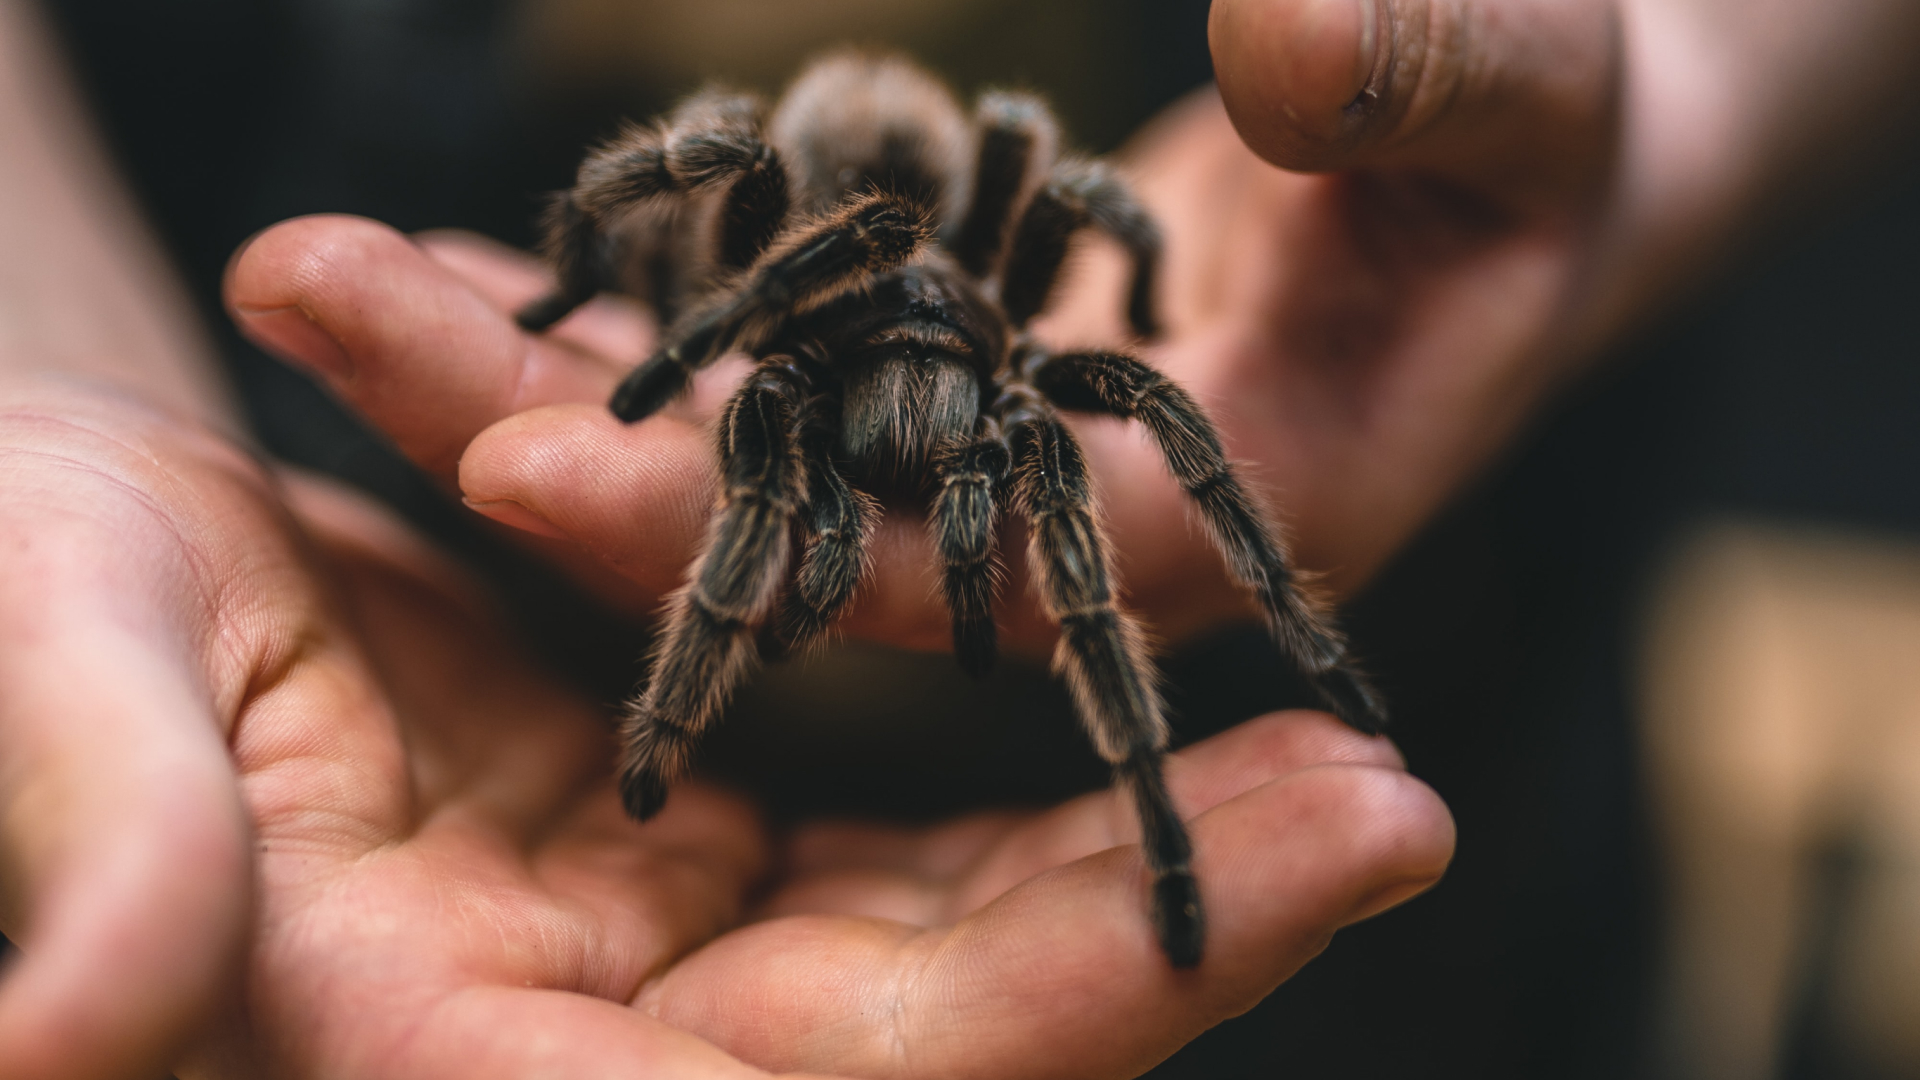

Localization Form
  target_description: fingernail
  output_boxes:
[464,497,571,540]
[1325,0,1380,110]
[1349,0,1382,111]
[235,305,355,383]
[1279,0,1381,135]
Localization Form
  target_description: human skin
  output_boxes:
[0,2,249,1076]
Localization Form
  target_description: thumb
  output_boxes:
[0,623,250,1080]
[0,406,255,1080]
[1209,0,1619,197]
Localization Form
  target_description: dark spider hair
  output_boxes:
[517,52,1386,969]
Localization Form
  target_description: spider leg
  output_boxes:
[712,141,791,272]
[1001,158,1162,339]
[1004,397,1203,968]
[516,191,608,331]
[931,418,1011,677]
[520,89,794,331]
[772,401,880,654]
[611,190,934,422]
[650,89,791,272]
[1030,348,1387,733]
[618,361,809,819]
[949,92,1058,279]
[518,123,677,334]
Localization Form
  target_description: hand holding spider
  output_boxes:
[225,0,1631,974]
[12,0,1920,1074]
[0,385,1446,1080]
[228,0,1636,659]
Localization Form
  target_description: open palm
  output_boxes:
[0,385,1446,1080]
[187,453,1447,1080]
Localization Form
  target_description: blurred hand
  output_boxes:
[0,384,272,1080]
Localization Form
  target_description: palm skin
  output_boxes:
[190,459,1447,1080]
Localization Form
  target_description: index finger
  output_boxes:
[224,214,629,483]
[643,760,1450,1080]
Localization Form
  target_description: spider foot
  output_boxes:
[1314,666,1388,736]
[951,615,997,679]
[516,290,586,333]
[611,353,692,422]
[1151,868,1205,969]
[618,766,672,821]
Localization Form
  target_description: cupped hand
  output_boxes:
[194,467,1451,1080]
[0,381,1451,1080]
[199,521,1448,1079]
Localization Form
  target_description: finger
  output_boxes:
[457,404,716,600]
[767,710,1401,922]
[224,214,625,482]
[1209,0,1618,196]
[952,710,1406,911]
[0,542,249,1080]
[457,404,957,647]
[647,761,1453,1080]
[413,229,658,365]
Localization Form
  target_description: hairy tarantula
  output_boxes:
[516,53,1385,968]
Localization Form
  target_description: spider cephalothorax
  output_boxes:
[517,52,1385,968]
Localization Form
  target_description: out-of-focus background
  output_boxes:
[32,0,1920,1075]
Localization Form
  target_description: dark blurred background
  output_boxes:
[33,0,1920,1075]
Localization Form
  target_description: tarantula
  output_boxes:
[516,53,1385,968]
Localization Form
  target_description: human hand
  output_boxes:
[220,0,1920,653]
[191,515,1448,1079]
[221,198,1430,660]
[0,381,1450,1080]
[1195,0,1920,598]
[221,0,1621,656]
[0,383,309,1080]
